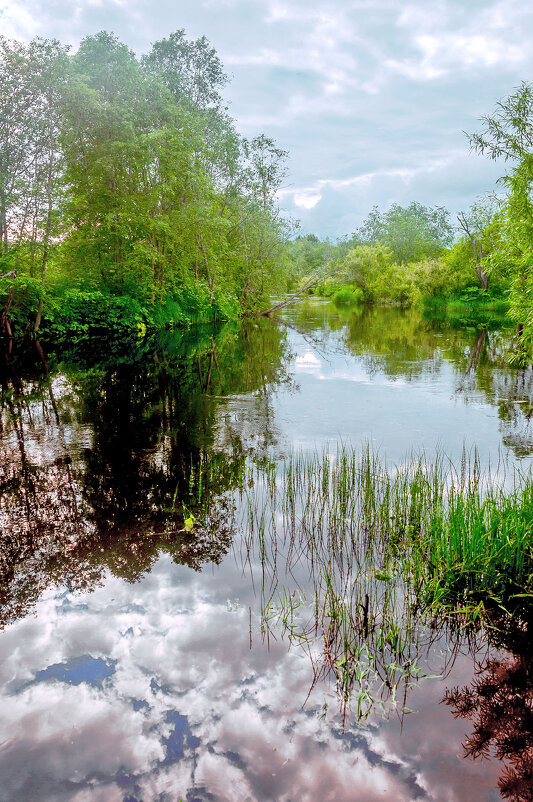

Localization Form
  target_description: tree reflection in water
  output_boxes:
[444,608,533,801]
[0,320,289,629]
[2,306,533,800]
[287,302,533,459]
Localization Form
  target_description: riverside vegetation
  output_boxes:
[2,27,533,801]
[291,82,533,367]
[2,32,533,364]
[0,30,294,339]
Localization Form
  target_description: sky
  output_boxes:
[1,0,533,238]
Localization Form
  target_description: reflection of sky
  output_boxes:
[221,324,533,470]
[1,310,530,801]
[0,555,501,802]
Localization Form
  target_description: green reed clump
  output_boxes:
[239,446,533,720]
[263,446,533,612]
[423,480,533,608]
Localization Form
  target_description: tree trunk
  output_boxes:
[0,189,7,257]
[1,287,15,338]
[34,120,56,334]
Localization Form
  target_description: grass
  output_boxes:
[422,292,510,328]
[238,446,533,720]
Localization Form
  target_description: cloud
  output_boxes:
[1,0,532,237]
[1,558,500,801]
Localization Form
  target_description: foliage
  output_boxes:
[42,290,145,340]
[0,30,292,338]
[286,234,331,290]
[332,243,420,306]
[355,201,454,263]
[0,273,43,332]
[469,81,533,363]
[333,285,363,305]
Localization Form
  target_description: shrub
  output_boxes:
[42,290,144,340]
[0,275,44,334]
[333,285,364,306]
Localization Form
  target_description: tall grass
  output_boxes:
[239,446,533,719]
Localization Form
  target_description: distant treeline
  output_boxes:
[0,30,293,340]
[290,83,533,365]
[290,198,508,310]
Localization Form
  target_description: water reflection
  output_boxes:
[0,559,500,802]
[444,607,533,802]
[0,304,532,801]
[0,320,289,628]
[285,302,533,458]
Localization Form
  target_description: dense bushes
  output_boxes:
[0,31,291,342]
[333,286,363,306]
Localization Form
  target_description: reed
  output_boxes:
[239,446,533,720]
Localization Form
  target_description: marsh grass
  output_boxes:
[239,446,533,720]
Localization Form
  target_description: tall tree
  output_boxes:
[142,29,228,112]
[356,202,453,263]
[470,82,533,362]
[0,37,69,335]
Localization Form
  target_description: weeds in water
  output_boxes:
[239,445,533,721]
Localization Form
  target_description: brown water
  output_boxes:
[0,303,532,802]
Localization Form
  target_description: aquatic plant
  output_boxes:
[239,446,533,720]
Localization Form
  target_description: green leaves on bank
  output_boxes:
[0,30,293,338]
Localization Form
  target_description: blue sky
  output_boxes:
[2,0,533,238]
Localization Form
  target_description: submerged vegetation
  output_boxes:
[240,446,533,722]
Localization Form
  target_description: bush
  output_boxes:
[42,290,144,340]
[333,285,364,306]
[0,275,44,334]
[144,284,240,330]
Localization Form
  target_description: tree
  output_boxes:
[0,30,293,336]
[30,39,70,331]
[456,196,504,291]
[356,202,453,263]
[242,134,289,212]
[142,29,228,112]
[469,82,533,363]
[338,243,392,302]
[0,37,69,335]
[0,36,37,261]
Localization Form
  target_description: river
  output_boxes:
[0,301,532,802]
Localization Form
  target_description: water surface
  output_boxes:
[0,303,532,802]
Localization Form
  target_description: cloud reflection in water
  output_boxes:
[0,554,501,802]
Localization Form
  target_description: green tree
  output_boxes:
[470,82,533,362]
[0,37,69,335]
[456,196,506,291]
[142,29,228,111]
[356,202,453,263]
[0,29,293,336]
[338,243,393,302]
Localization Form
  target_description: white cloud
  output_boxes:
[0,556,496,800]
[293,190,322,209]
[0,1,41,38]
[388,31,528,81]
[2,0,533,237]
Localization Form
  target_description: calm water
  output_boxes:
[0,303,532,802]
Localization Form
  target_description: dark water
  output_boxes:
[0,303,532,802]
